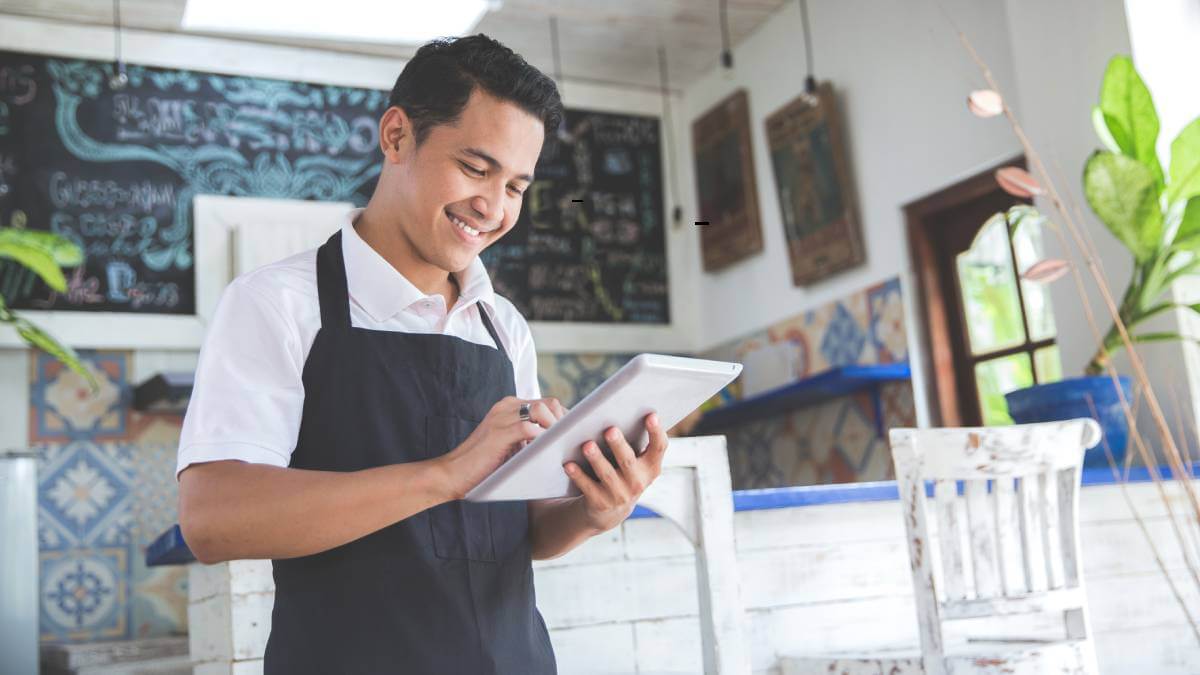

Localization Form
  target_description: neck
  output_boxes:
[354,203,457,305]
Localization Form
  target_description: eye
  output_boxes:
[459,162,485,177]
[508,184,525,197]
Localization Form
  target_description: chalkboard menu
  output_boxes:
[0,50,668,323]
[484,109,668,322]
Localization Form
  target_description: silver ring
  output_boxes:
[518,402,532,422]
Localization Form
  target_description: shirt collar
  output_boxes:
[341,208,496,323]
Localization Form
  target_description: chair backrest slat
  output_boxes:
[993,476,1025,596]
[965,479,1000,598]
[1059,467,1083,587]
[1040,471,1066,589]
[935,479,968,601]
[1018,474,1049,593]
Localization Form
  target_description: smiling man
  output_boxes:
[175,34,670,674]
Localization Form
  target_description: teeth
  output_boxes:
[449,213,480,237]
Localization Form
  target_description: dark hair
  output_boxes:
[388,34,563,145]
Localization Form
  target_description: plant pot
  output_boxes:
[1004,375,1133,468]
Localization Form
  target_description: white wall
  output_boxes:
[1001,0,1133,378]
[0,13,702,355]
[679,0,1024,353]
[1123,0,1200,460]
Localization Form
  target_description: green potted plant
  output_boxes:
[1002,55,1200,465]
[0,215,98,391]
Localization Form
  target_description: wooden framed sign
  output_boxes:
[691,89,763,272]
[765,82,864,285]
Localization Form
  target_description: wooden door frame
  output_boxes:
[904,155,1027,427]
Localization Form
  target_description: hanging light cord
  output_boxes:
[110,0,127,88]
[798,0,816,92]
[113,0,121,62]
[718,0,733,69]
[657,46,683,226]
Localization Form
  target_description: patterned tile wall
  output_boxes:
[701,277,908,381]
[700,277,917,489]
[30,350,187,645]
[537,353,641,407]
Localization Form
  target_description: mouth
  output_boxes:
[446,209,489,241]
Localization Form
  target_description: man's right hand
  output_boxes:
[435,395,567,500]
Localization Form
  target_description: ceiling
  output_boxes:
[0,0,791,92]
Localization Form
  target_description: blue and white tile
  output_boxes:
[819,303,866,368]
[38,441,135,550]
[130,441,181,549]
[882,381,918,429]
[539,354,634,406]
[860,438,894,482]
[833,399,875,472]
[868,278,907,363]
[131,545,189,638]
[30,351,129,442]
[40,547,130,642]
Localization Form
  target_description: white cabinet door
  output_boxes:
[194,195,353,328]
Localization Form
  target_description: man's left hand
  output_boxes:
[564,412,669,533]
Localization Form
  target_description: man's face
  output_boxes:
[385,87,545,273]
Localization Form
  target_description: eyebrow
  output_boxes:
[461,147,535,183]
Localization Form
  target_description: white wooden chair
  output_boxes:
[782,419,1101,675]
[637,434,752,675]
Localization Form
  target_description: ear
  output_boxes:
[379,106,412,163]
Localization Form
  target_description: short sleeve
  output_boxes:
[176,277,305,480]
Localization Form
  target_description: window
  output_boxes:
[906,158,1063,426]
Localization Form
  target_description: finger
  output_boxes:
[513,419,543,445]
[564,461,606,504]
[604,426,639,476]
[542,397,567,422]
[582,441,626,497]
[493,395,519,415]
[502,423,542,459]
[642,412,670,468]
[527,401,557,429]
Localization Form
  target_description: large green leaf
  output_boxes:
[1098,55,1163,188]
[1084,150,1163,262]
[1092,106,1128,155]
[1132,301,1200,326]
[1173,196,1200,250]
[1131,331,1200,349]
[1168,117,1200,206]
[12,317,98,391]
[0,240,67,292]
[0,228,83,266]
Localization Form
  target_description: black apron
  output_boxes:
[263,230,557,674]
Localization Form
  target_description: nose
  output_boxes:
[470,189,504,229]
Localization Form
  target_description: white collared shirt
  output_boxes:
[175,208,540,480]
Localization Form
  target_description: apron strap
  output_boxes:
[318,227,511,361]
[476,301,508,361]
[316,230,351,330]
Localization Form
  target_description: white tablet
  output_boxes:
[465,353,742,502]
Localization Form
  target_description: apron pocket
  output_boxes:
[424,415,496,562]
[489,500,530,560]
